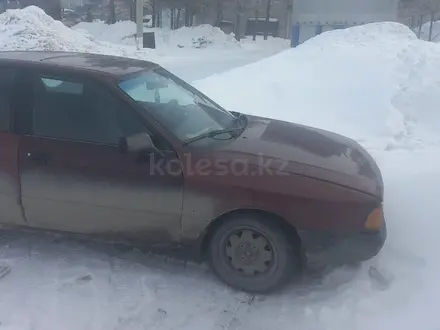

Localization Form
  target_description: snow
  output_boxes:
[195,22,440,152]
[73,20,242,49]
[72,20,283,50]
[73,21,242,50]
[0,6,152,58]
[0,6,289,80]
[1,10,440,330]
[71,20,290,80]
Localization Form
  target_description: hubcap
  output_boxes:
[225,229,273,275]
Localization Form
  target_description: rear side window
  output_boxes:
[32,74,148,145]
[0,68,17,132]
[41,78,83,94]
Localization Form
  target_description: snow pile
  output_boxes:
[165,24,240,49]
[73,21,240,49]
[0,6,151,58]
[195,22,440,151]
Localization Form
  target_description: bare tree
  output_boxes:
[263,0,271,39]
[108,0,116,23]
[216,0,224,25]
[253,7,259,40]
[234,0,243,40]
[160,0,182,28]
[151,0,156,26]
[176,7,181,27]
[425,0,440,40]
[411,0,440,38]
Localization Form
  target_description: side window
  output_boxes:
[41,78,83,94]
[32,75,147,145]
[0,68,17,132]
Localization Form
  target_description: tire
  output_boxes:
[208,214,300,293]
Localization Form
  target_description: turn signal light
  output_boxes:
[365,207,383,231]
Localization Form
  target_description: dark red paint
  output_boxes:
[0,51,385,265]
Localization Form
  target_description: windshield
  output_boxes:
[119,68,236,142]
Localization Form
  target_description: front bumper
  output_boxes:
[298,220,387,267]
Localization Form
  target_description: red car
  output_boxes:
[0,51,386,293]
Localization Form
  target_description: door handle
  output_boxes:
[27,152,50,165]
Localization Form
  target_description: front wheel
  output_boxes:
[208,215,300,293]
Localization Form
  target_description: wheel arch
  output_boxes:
[199,208,302,261]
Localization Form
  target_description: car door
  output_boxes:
[16,69,183,244]
[0,67,27,227]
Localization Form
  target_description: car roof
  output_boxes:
[0,51,158,77]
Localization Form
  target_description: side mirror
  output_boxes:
[119,132,161,155]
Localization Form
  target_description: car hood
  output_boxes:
[219,115,384,199]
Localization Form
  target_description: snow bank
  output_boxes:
[73,20,240,49]
[164,24,240,49]
[0,6,151,59]
[195,22,440,151]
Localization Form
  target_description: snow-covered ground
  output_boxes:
[1,7,440,330]
[72,20,243,49]
[71,19,290,81]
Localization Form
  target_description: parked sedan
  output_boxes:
[0,51,386,293]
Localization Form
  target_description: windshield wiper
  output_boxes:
[183,127,244,146]
[183,113,247,146]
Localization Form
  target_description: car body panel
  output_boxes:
[0,132,26,227]
[0,51,158,77]
[179,115,382,242]
[298,214,387,267]
[18,135,183,244]
[217,115,382,198]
